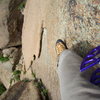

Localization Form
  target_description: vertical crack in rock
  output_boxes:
[38,27,44,58]
[12,47,22,71]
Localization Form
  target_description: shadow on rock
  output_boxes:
[72,41,97,83]
[71,40,95,58]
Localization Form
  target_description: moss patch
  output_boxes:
[0,83,6,95]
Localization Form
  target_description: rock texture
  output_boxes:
[3,47,22,70]
[0,47,22,89]
[7,0,24,47]
[22,0,46,69]
[0,61,12,89]
[0,0,24,90]
[0,0,23,49]
[0,0,25,99]
[0,81,40,100]
[0,0,10,48]
[22,0,100,100]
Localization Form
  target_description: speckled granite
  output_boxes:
[64,0,100,57]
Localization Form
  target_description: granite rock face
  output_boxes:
[0,61,13,89]
[0,0,23,49]
[22,0,100,100]
[0,81,40,100]
[65,0,100,57]
[0,0,24,98]
[0,47,22,89]
[0,0,10,48]
[7,0,24,47]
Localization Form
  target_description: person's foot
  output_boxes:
[56,39,67,56]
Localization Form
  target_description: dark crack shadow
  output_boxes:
[38,21,44,58]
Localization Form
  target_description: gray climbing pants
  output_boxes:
[57,50,100,100]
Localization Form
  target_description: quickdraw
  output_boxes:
[80,46,100,85]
